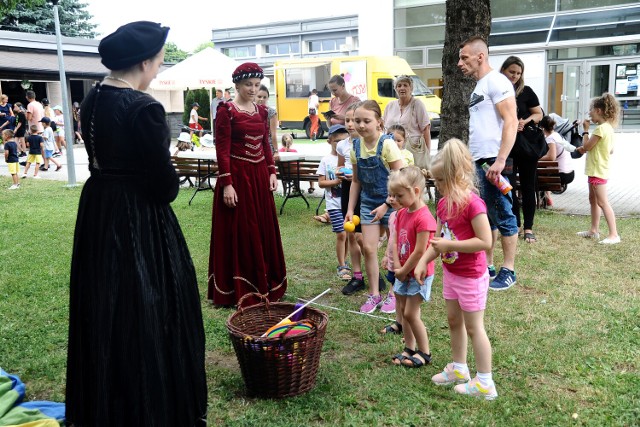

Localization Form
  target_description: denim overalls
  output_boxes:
[354,134,393,225]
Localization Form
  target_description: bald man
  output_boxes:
[458,36,519,291]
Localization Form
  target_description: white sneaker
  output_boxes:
[599,236,621,245]
[576,231,599,239]
[454,377,498,400]
[21,174,27,179]
[8,184,20,190]
[33,175,41,179]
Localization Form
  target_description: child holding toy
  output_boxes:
[336,103,367,296]
[345,100,403,313]
[387,166,436,367]
[415,138,497,399]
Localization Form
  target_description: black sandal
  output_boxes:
[381,321,402,335]
[524,232,537,243]
[402,350,432,368]
[391,347,415,365]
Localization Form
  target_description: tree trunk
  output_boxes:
[439,0,492,149]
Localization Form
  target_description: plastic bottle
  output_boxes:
[482,163,512,195]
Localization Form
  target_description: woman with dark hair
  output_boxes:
[67,21,207,426]
[327,74,361,126]
[208,62,287,307]
[500,56,543,243]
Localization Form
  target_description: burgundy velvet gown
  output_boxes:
[208,101,287,306]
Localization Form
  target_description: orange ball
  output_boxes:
[352,215,360,226]
[343,221,355,233]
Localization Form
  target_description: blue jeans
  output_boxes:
[475,164,518,237]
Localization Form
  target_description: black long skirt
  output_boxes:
[66,175,207,427]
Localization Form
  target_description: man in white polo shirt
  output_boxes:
[458,36,519,291]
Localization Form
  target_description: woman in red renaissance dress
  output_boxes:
[208,63,287,306]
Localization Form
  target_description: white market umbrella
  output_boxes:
[150,47,238,91]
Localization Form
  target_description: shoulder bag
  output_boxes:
[406,99,431,170]
[512,123,548,160]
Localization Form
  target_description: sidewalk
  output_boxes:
[3,133,639,218]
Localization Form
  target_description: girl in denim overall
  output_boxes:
[345,100,404,313]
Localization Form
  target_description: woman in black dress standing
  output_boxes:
[501,56,543,243]
[66,21,207,426]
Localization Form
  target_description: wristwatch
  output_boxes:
[384,201,392,208]
[582,132,589,136]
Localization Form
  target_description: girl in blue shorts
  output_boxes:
[387,166,436,368]
[416,138,498,400]
[345,100,403,313]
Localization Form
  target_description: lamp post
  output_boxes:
[48,0,77,186]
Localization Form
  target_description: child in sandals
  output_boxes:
[387,166,436,368]
[415,139,497,400]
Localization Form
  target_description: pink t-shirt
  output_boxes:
[278,147,297,152]
[329,94,360,125]
[436,192,487,278]
[27,101,44,132]
[395,205,436,278]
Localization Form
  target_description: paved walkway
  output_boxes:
[3,132,639,218]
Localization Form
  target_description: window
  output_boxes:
[395,25,445,48]
[308,38,345,53]
[264,43,300,56]
[396,49,424,67]
[395,4,446,27]
[490,0,555,18]
[558,0,637,11]
[378,79,395,98]
[222,46,256,58]
[284,64,331,98]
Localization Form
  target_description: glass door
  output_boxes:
[547,61,585,120]
[563,63,583,121]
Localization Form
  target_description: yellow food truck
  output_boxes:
[275,55,441,138]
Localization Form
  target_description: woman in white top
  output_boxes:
[382,75,431,170]
[539,115,575,205]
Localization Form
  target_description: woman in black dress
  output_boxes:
[501,56,543,243]
[66,21,207,426]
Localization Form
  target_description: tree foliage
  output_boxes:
[439,0,491,147]
[0,0,96,38]
[164,42,189,63]
[193,41,214,54]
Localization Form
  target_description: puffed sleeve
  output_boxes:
[134,102,179,204]
[215,102,233,187]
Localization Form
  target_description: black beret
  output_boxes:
[99,21,169,71]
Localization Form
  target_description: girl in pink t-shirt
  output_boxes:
[386,166,436,368]
[415,138,497,400]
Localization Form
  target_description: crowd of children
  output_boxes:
[307,92,623,400]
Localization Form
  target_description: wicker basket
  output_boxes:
[226,294,329,398]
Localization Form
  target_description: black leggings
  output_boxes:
[512,155,538,230]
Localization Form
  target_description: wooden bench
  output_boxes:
[171,155,219,205]
[513,160,563,209]
[275,158,322,215]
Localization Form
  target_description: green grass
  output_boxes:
[1,178,639,426]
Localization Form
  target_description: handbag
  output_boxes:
[406,99,431,170]
[512,123,548,159]
[407,135,430,170]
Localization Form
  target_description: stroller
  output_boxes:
[549,113,583,159]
